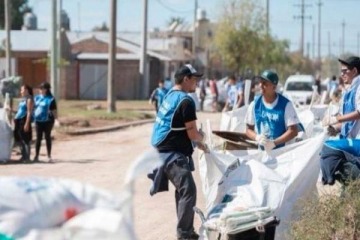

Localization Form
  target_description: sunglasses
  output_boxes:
[340,68,350,75]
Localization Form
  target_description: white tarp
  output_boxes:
[0,108,12,162]
[199,129,326,239]
[0,149,162,240]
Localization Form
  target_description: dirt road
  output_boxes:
[1,111,222,240]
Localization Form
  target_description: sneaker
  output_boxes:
[48,156,54,163]
[33,156,39,162]
[178,231,199,240]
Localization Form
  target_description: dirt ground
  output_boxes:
[2,111,222,240]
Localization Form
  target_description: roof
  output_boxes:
[0,30,49,52]
[77,53,139,60]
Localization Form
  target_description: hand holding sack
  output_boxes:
[322,115,338,127]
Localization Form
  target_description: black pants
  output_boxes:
[14,118,32,160]
[165,156,197,238]
[35,121,54,158]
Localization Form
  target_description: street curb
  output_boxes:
[56,119,155,136]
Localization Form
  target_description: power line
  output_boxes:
[155,0,193,14]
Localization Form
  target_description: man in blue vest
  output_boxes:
[245,70,303,152]
[323,56,360,138]
[149,64,207,240]
[149,79,168,113]
[320,56,360,185]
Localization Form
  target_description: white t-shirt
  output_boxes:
[245,95,301,132]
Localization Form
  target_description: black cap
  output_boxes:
[175,64,203,78]
[39,82,51,89]
[338,56,360,72]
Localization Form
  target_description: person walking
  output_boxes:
[149,64,207,240]
[245,70,303,153]
[33,82,57,163]
[209,78,219,112]
[222,75,242,112]
[13,84,34,162]
[149,79,168,113]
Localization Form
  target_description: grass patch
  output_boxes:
[291,180,360,240]
[58,100,154,121]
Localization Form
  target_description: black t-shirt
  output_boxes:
[157,98,197,156]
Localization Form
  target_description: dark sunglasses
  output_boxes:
[340,68,350,75]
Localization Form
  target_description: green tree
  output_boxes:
[0,0,31,30]
[213,0,292,77]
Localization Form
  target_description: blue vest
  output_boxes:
[340,78,360,138]
[14,97,29,120]
[156,87,168,109]
[227,85,238,107]
[34,95,54,122]
[254,94,304,149]
[151,89,194,147]
[324,139,360,157]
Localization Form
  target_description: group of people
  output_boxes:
[147,63,303,239]
[148,56,360,240]
[8,82,57,163]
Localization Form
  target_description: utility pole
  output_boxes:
[192,0,198,62]
[341,20,346,55]
[317,0,322,70]
[357,32,360,56]
[107,0,116,112]
[57,0,62,99]
[50,0,58,100]
[140,0,148,99]
[266,0,270,36]
[294,0,311,57]
[328,31,331,57]
[5,0,11,77]
[312,24,315,59]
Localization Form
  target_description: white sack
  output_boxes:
[0,108,12,162]
[199,131,326,239]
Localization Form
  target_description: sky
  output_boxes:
[27,0,360,57]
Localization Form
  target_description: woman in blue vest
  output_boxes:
[245,70,303,152]
[149,64,207,240]
[33,82,57,162]
[321,56,360,185]
[14,84,34,162]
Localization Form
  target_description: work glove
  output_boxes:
[322,115,338,127]
[199,128,207,144]
[255,135,267,146]
[327,125,339,136]
[263,140,276,152]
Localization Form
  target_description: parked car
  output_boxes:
[283,75,315,105]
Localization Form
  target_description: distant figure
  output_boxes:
[13,84,34,162]
[198,78,207,111]
[149,80,168,113]
[315,73,322,94]
[33,82,58,163]
[327,75,339,101]
[209,78,219,112]
[222,75,242,112]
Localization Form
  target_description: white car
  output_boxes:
[283,75,315,105]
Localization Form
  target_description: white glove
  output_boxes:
[255,135,266,145]
[322,116,338,127]
[199,128,206,144]
[263,140,276,152]
[54,119,61,128]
